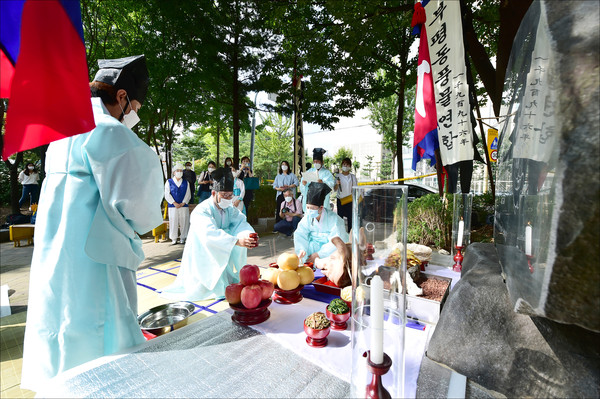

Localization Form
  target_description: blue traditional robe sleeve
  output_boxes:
[82,119,164,272]
[316,210,349,259]
[161,200,255,301]
[294,217,313,263]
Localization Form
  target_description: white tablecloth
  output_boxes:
[228,297,430,398]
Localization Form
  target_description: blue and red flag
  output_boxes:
[0,0,95,159]
[411,1,439,171]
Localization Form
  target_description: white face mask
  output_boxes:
[175,171,183,179]
[28,166,34,170]
[226,160,232,166]
[218,197,233,208]
[342,166,350,172]
[281,165,288,171]
[208,167,216,173]
[314,163,322,170]
[284,196,292,202]
[119,96,140,129]
[186,166,191,170]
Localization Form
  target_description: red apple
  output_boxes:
[241,284,262,309]
[257,279,274,300]
[225,283,244,305]
[239,264,260,286]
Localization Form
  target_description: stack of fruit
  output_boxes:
[261,253,315,291]
[225,265,274,309]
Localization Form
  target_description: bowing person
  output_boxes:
[165,163,191,245]
[299,148,335,212]
[161,167,257,301]
[294,182,349,264]
[21,55,164,391]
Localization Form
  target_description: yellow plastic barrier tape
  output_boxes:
[357,173,437,186]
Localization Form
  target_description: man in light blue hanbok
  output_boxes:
[161,168,258,301]
[299,148,335,212]
[294,182,349,263]
[21,55,164,391]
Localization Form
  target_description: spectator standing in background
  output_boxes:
[197,161,216,203]
[232,166,246,214]
[272,160,299,223]
[224,157,233,170]
[165,164,191,245]
[240,155,254,213]
[183,161,197,204]
[18,162,40,208]
[334,157,357,233]
[273,188,303,236]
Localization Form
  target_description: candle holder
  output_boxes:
[364,351,393,399]
[452,193,473,260]
[350,185,407,399]
[453,245,464,272]
[526,254,534,274]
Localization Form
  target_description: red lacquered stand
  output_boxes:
[363,351,392,399]
[273,285,304,304]
[326,308,351,331]
[526,254,534,273]
[304,324,330,347]
[452,245,464,272]
[230,299,272,326]
[366,243,375,260]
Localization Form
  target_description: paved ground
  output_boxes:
[1,231,294,316]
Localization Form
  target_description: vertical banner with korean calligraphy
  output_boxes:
[511,6,556,163]
[424,0,474,166]
[293,75,306,176]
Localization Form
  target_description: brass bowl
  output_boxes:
[138,302,195,336]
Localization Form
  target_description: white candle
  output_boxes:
[525,224,532,256]
[457,220,464,247]
[370,275,384,364]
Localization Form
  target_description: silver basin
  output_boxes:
[138,302,196,336]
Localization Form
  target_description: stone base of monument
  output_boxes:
[416,243,600,398]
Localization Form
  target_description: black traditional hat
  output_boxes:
[312,148,326,161]
[306,182,331,207]
[211,167,234,191]
[93,55,149,104]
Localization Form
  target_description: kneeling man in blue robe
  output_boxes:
[294,182,349,263]
[161,168,258,301]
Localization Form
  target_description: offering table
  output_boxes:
[38,266,458,398]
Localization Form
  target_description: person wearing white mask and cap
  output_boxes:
[299,148,335,212]
[294,182,348,264]
[165,163,191,245]
[161,167,258,301]
[21,55,164,391]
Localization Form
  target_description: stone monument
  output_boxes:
[418,1,599,397]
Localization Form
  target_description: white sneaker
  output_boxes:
[180,239,186,245]
[170,240,178,246]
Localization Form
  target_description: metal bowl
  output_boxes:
[137,302,195,336]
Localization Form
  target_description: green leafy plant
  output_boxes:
[327,298,350,315]
[407,194,452,249]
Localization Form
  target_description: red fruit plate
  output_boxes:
[229,299,272,326]
[312,277,341,296]
[273,285,304,304]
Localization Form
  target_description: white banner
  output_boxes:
[511,2,557,163]
[425,0,474,165]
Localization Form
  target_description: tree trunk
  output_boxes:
[395,89,405,181]
[4,153,24,214]
[231,0,240,167]
[462,0,533,116]
[216,123,221,166]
